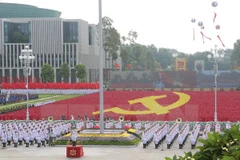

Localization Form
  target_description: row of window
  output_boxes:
[0,44,77,68]
[3,21,95,45]
[0,53,77,68]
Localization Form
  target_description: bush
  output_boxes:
[54,138,139,146]
[165,125,240,160]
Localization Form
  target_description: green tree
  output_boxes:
[120,47,129,71]
[75,64,87,82]
[41,64,54,82]
[127,30,138,44]
[156,48,175,69]
[97,16,121,68]
[231,39,240,68]
[59,63,70,82]
[147,45,157,70]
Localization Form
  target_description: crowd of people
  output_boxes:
[141,121,236,150]
[1,89,99,95]
[1,82,99,90]
[0,120,79,148]
[0,93,38,105]
[0,119,237,149]
[0,100,55,114]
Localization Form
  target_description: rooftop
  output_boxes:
[0,3,61,18]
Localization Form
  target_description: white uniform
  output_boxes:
[71,130,77,142]
[13,132,18,147]
[1,131,7,146]
[226,122,231,129]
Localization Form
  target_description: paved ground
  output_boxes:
[0,140,198,160]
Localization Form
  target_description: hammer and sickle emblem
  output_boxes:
[70,149,77,156]
[92,92,190,115]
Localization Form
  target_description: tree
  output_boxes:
[121,36,127,45]
[120,47,129,71]
[156,48,175,69]
[127,30,138,44]
[41,64,54,82]
[59,63,70,82]
[231,39,240,68]
[147,45,157,70]
[75,64,87,82]
[97,16,121,68]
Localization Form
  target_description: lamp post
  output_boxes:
[19,46,35,121]
[207,44,224,122]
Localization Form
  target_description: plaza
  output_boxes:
[0,141,196,160]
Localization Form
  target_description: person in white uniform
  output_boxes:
[25,130,30,147]
[71,129,78,146]
[13,131,19,147]
[226,121,231,129]
[1,130,7,148]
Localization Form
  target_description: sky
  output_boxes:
[1,0,240,54]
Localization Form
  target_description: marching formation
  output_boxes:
[0,119,237,150]
[0,120,75,148]
[141,121,235,150]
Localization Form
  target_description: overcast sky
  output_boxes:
[1,0,240,54]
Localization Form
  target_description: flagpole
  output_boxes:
[99,0,104,134]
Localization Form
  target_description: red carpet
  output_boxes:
[0,91,239,122]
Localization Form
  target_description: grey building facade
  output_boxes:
[0,18,102,83]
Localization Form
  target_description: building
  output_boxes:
[0,3,101,83]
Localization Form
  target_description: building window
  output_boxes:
[0,54,2,67]
[4,22,31,43]
[89,26,93,45]
[63,22,78,43]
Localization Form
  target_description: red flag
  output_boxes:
[217,35,225,47]
[213,12,217,22]
[200,32,211,44]
[115,63,120,69]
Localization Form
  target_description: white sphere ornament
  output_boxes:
[198,21,203,27]
[212,1,218,7]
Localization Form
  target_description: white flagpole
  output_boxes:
[99,0,104,134]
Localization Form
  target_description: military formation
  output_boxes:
[0,120,77,148]
[0,119,238,150]
[141,121,235,150]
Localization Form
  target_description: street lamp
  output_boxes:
[207,44,224,122]
[19,46,35,121]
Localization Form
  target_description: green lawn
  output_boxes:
[0,94,81,111]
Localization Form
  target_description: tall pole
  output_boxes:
[208,45,223,122]
[20,46,34,121]
[99,0,104,134]
[26,66,29,121]
[214,56,218,122]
